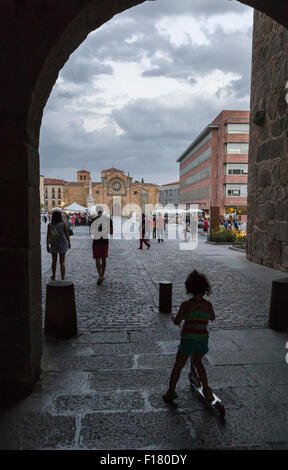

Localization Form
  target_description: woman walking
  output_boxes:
[46,210,71,280]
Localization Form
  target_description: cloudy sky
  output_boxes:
[39,0,253,186]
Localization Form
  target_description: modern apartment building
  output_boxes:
[158,181,179,207]
[177,110,250,220]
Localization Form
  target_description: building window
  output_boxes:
[134,191,138,195]
[226,163,248,175]
[226,123,250,134]
[225,143,249,154]
[96,190,99,194]
[225,184,247,197]
[227,189,240,196]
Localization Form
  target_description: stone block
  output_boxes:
[79,411,197,449]
[274,221,288,243]
[271,135,285,159]
[258,168,272,187]
[271,164,280,185]
[272,116,288,138]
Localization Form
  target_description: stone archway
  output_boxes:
[0,0,287,396]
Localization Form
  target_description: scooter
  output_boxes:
[188,360,225,420]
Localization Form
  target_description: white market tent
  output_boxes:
[63,202,87,212]
[152,208,201,214]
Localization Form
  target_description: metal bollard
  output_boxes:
[45,281,78,339]
[269,278,288,332]
[159,281,172,313]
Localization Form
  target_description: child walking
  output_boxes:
[163,269,215,402]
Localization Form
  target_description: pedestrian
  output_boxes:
[146,215,152,240]
[163,269,215,403]
[71,214,75,227]
[203,218,209,233]
[46,209,71,280]
[90,206,113,285]
[152,215,157,239]
[156,213,165,243]
[138,213,151,250]
[223,220,228,229]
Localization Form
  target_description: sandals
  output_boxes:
[162,390,178,402]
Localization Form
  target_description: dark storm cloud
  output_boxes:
[141,25,252,98]
[60,56,113,84]
[40,0,253,185]
[40,87,249,184]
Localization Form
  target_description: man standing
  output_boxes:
[90,206,113,285]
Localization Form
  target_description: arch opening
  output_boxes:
[0,0,287,397]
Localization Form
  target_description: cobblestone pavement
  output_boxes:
[0,222,287,450]
[41,224,279,331]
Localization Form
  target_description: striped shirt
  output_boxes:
[181,305,209,342]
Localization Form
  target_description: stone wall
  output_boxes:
[247,11,288,271]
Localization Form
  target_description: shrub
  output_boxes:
[209,229,234,243]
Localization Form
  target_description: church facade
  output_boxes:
[44,168,159,214]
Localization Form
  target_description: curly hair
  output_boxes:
[185,269,211,296]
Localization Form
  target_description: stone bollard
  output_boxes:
[269,278,288,332]
[45,281,78,340]
[159,281,172,313]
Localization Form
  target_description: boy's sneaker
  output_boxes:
[162,390,178,402]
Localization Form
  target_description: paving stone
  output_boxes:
[208,338,241,352]
[206,349,283,366]
[88,369,170,392]
[55,391,145,413]
[243,364,288,385]
[79,411,198,450]
[42,354,134,371]
[188,406,288,449]
[44,342,93,357]
[157,340,179,353]
[0,413,76,450]
[92,342,162,355]
[232,385,288,407]
[136,353,175,369]
[36,371,90,394]
[73,331,129,343]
